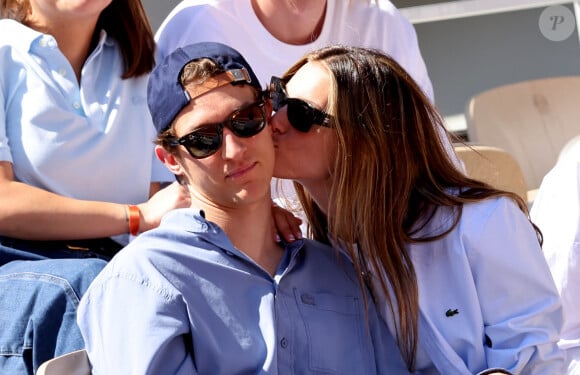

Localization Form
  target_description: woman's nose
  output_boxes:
[270,106,290,134]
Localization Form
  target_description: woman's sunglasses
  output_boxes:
[169,100,268,159]
[269,76,331,132]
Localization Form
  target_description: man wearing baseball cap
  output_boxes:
[77,42,408,374]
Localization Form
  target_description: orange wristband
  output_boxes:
[127,205,140,236]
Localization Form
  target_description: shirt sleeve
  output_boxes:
[385,5,434,102]
[77,272,197,375]
[0,73,13,162]
[155,5,200,62]
[530,146,580,362]
[399,24,434,103]
[466,198,565,374]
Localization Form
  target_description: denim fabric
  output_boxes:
[0,257,106,375]
[0,237,117,265]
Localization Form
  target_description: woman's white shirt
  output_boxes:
[373,197,564,374]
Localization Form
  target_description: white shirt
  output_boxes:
[0,19,171,204]
[531,136,580,374]
[374,197,564,374]
[155,0,434,100]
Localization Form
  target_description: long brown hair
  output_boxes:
[1,0,155,78]
[282,45,535,370]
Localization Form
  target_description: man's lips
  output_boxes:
[226,162,257,179]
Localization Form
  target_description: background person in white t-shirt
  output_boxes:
[156,0,434,100]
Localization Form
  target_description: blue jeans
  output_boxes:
[0,236,120,264]
[0,257,107,375]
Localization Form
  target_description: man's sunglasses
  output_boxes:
[169,100,268,159]
[269,76,331,132]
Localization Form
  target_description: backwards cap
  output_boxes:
[147,42,262,133]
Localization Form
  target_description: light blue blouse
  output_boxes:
[374,197,565,374]
[0,19,171,204]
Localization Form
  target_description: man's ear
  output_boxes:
[155,145,183,176]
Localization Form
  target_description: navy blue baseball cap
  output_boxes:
[147,42,262,134]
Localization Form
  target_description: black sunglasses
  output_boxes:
[269,76,331,132]
[169,100,268,159]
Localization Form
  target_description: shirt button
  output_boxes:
[58,68,67,76]
[280,337,288,348]
[72,102,81,109]
[39,39,48,47]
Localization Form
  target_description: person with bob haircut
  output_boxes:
[77,41,410,374]
[268,45,565,374]
[0,1,189,373]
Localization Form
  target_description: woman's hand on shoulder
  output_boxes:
[138,181,191,232]
[271,201,303,243]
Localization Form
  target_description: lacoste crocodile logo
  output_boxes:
[445,308,459,317]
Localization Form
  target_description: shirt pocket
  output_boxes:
[294,288,370,374]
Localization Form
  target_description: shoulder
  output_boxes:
[336,0,411,25]
[94,209,214,288]
[558,134,580,163]
[532,136,580,207]
[0,19,25,38]
[457,197,537,250]
[416,196,525,239]
[123,208,213,257]
[0,21,42,96]
[157,0,237,33]
[450,197,543,274]
[155,0,244,59]
[161,0,216,19]
[325,0,423,66]
[538,136,580,194]
[412,197,537,263]
[300,238,341,261]
[461,196,522,223]
[530,137,580,260]
[297,239,359,281]
[0,19,39,52]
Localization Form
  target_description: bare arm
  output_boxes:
[0,161,190,240]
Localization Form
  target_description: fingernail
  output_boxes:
[288,234,295,241]
[275,234,281,242]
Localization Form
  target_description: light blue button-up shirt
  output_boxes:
[374,197,564,374]
[78,208,410,374]
[0,19,170,204]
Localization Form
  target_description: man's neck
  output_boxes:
[250,0,327,45]
[194,196,285,276]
